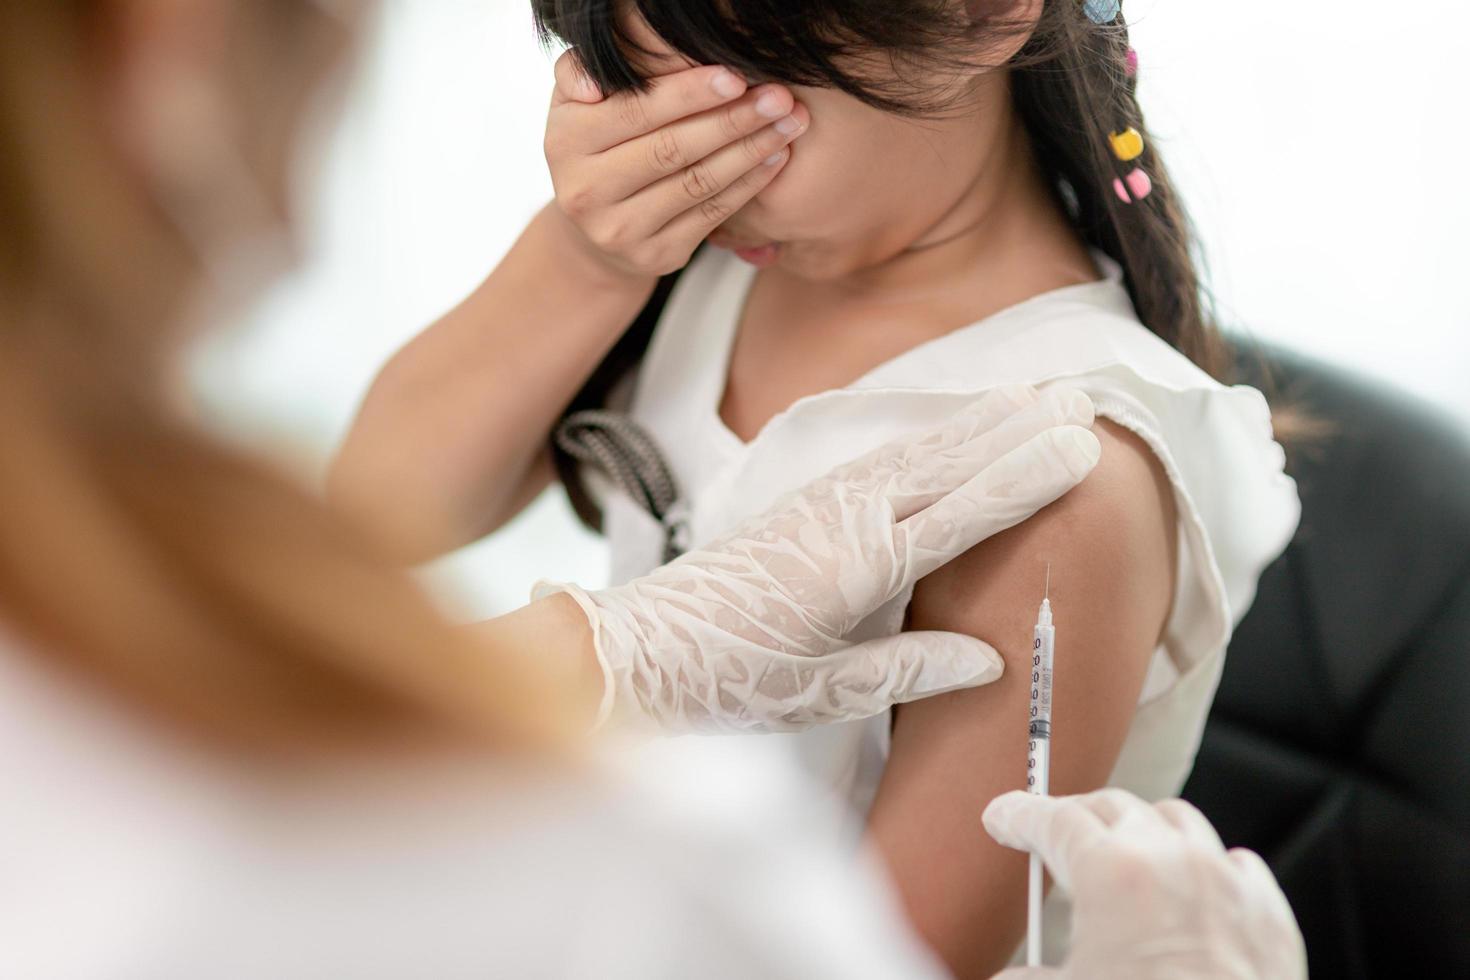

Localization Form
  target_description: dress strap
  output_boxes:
[554,410,688,562]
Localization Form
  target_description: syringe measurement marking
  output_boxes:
[1026,570,1055,969]
[1027,636,1052,790]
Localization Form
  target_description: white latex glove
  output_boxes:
[983,790,1308,980]
[536,384,1100,733]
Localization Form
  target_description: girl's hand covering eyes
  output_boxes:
[544,51,808,282]
[536,385,1103,734]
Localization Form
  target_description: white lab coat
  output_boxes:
[0,636,948,979]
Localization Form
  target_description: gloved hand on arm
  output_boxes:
[537,384,1100,733]
[983,789,1309,980]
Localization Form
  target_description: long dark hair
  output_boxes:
[535,0,1227,529]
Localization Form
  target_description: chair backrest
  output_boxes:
[1182,344,1470,978]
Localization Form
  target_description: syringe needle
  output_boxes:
[1044,562,1051,600]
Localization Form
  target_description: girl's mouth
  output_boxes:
[707,229,781,268]
[729,243,780,268]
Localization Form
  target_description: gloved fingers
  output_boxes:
[863,385,1042,479]
[709,633,1004,732]
[914,384,1044,455]
[1153,798,1226,852]
[982,790,1109,892]
[882,386,1096,523]
[1079,786,1164,828]
[1228,847,1309,975]
[1070,788,1181,855]
[950,384,1094,455]
[827,632,1005,711]
[897,424,1102,580]
[1228,847,1298,928]
[1228,848,1285,912]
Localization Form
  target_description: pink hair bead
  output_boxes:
[1125,48,1139,77]
[1113,167,1153,204]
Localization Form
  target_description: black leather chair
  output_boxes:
[1181,343,1470,978]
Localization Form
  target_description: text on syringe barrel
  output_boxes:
[1027,626,1054,791]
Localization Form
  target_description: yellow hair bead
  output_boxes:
[1109,128,1145,162]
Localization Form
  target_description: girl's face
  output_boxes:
[619,14,1011,283]
[713,81,1009,282]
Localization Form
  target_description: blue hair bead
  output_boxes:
[1083,0,1121,24]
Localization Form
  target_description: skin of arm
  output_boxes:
[866,419,1179,980]
[472,593,606,725]
[328,204,657,562]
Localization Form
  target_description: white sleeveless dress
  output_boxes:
[596,247,1301,957]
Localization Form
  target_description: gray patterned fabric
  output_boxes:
[554,410,687,561]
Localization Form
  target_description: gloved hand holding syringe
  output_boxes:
[1003,570,1307,980]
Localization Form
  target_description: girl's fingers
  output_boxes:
[646,102,807,211]
[597,84,797,202]
[558,63,751,154]
[611,102,807,240]
[544,57,800,277]
[642,144,791,257]
[551,49,604,106]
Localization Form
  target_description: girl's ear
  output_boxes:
[970,0,1045,67]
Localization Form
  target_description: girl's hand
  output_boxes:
[544,51,808,281]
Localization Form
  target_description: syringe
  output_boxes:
[1026,565,1055,967]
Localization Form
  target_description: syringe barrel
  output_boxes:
[1026,622,1055,794]
[1026,599,1056,967]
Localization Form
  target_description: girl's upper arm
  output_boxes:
[865,419,1179,980]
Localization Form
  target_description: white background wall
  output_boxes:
[194,0,1470,617]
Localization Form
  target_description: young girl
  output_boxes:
[334,1,1299,975]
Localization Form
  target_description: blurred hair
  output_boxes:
[0,0,568,757]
